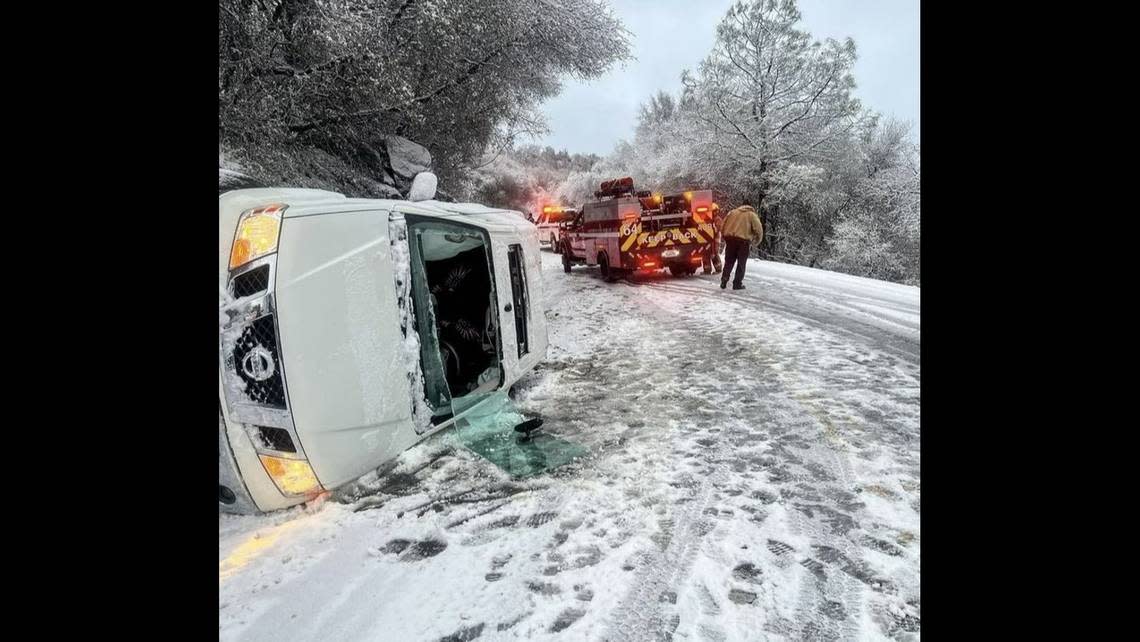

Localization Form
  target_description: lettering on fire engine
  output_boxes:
[621,224,700,245]
[652,230,692,242]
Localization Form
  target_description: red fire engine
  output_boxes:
[559,177,717,281]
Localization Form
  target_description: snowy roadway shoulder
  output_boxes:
[219,252,920,641]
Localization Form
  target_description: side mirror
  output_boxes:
[408,172,438,202]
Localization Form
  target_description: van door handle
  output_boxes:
[504,303,513,312]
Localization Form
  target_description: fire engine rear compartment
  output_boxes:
[407,220,502,421]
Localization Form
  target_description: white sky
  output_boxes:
[532,0,920,155]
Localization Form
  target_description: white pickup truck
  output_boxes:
[219,177,548,513]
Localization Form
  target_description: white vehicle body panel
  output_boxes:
[537,219,560,246]
[536,208,575,247]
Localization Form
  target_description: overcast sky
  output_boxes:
[532,0,919,156]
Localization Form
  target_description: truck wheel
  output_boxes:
[562,247,572,273]
[599,253,616,282]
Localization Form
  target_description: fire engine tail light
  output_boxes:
[695,206,709,214]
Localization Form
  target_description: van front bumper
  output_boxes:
[218,403,258,513]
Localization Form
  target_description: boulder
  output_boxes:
[384,135,432,179]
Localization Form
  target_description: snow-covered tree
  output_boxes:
[544,0,919,284]
[823,132,920,284]
[678,0,865,252]
[466,145,602,212]
[220,0,630,192]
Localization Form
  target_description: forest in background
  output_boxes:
[220,0,918,285]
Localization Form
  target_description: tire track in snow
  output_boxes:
[599,286,739,642]
[784,428,865,642]
[634,277,919,366]
[635,275,902,640]
[696,295,866,641]
[602,431,733,642]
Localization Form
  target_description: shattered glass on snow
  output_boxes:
[452,392,586,479]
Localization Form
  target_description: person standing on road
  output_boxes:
[712,203,725,273]
[703,203,725,275]
[719,200,764,290]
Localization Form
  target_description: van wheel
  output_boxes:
[562,247,572,273]
[599,253,617,282]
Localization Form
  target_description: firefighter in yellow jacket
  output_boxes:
[720,201,764,290]
[703,203,725,274]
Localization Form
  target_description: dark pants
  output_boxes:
[702,238,724,272]
[722,237,751,287]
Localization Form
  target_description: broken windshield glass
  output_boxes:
[451,393,587,479]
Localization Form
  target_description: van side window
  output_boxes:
[507,244,529,358]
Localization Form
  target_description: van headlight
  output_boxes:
[230,204,287,270]
[259,454,322,497]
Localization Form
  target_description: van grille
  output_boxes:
[232,315,287,408]
[231,265,270,298]
[256,426,296,453]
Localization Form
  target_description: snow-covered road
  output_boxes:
[219,252,920,641]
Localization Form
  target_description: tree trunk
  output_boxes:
[759,203,775,258]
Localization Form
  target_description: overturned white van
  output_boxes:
[219,178,547,513]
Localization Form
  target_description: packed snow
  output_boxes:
[219,252,920,641]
